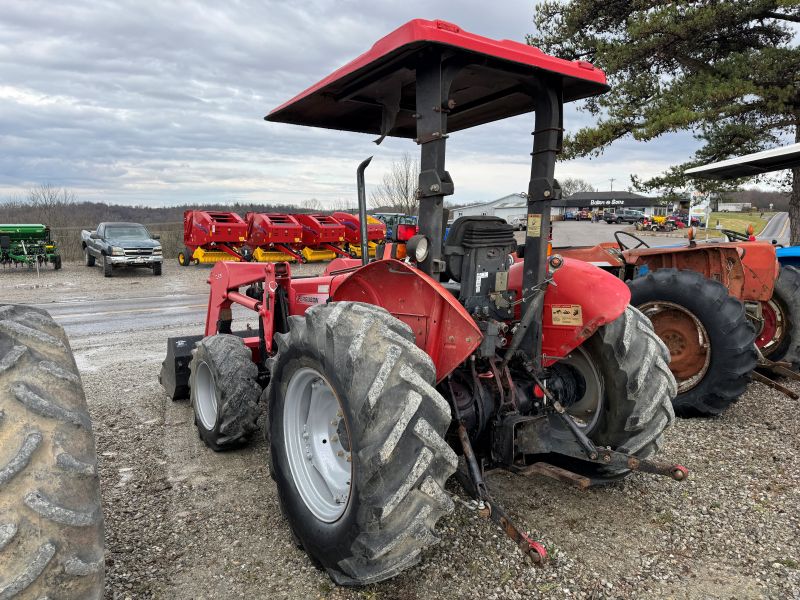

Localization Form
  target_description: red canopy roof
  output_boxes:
[266,19,608,138]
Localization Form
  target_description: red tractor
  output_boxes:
[161,19,685,585]
[179,210,248,266]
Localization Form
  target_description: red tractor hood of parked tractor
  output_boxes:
[266,18,608,137]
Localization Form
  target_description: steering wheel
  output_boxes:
[614,230,650,251]
[720,228,751,242]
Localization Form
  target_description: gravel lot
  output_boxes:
[3,259,799,599]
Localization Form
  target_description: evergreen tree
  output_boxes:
[530,1,800,241]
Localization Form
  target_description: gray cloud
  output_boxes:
[0,0,702,207]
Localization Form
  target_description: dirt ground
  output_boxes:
[2,260,799,599]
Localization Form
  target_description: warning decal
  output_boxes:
[527,214,542,237]
[551,304,583,326]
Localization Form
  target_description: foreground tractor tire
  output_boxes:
[629,269,756,417]
[268,302,457,585]
[549,306,677,479]
[0,304,104,599]
[757,265,800,369]
[189,334,261,451]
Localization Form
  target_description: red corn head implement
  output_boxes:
[331,212,386,258]
[245,212,305,263]
[181,210,247,265]
[295,213,350,262]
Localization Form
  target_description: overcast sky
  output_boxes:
[0,0,708,207]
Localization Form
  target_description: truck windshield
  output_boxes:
[105,226,150,240]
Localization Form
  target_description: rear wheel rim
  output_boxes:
[639,301,710,393]
[195,361,218,430]
[552,346,604,433]
[284,367,352,523]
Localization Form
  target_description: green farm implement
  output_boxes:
[0,223,62,270]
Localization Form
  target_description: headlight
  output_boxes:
[406,235,429,263]
[153,246,162,254]
[111,246,125,256]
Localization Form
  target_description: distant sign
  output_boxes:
[590,199,625,206]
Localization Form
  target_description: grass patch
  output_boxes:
[704,211,774,236]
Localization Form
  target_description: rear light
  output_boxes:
[396,224,416,242]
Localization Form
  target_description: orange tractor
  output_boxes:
[558,229,800,416]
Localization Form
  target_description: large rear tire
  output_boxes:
[189,334,262,451]
[547,306,677,479]
[756,265,800,369]
[267,302,457,585]
[0,304,104,599]
[629,269,756,417]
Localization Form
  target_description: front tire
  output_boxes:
[102,256,112,278]
[629,269,756,417]
[153,262,162,276]
[268,302,457,585]
[0,304,104,598]
[189,335,261,451]
[84,248,95,267]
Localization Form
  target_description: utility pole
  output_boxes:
[609,177,616,191]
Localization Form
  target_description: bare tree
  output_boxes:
[559,177,595,197]
[302,197,322,212]
[23,184,77,227]
[370,153,420,214]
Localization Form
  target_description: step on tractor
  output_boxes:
[160,19,686,585]
[245,212,305,263]
[179,210,248,266]
[0,224,62,271]
[332,212,386,258]
[295,214,350,262]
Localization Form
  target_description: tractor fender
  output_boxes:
[508,257,630,364]
[332,259,482,382]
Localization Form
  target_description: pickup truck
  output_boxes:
[81,222,163,277]
[602,209,646,224]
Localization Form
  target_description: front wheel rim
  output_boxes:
[194,361,218,430]
[639,301,710,393]
[283,367,352,523]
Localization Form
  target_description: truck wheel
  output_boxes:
[153,262,162,276]
[102,256,112,278]
[189,334,261,451]
[268,302,457,585]
[756,265,800,369]
[0,304,104,599]
[629,269,756,417]
[545,306,676,479]
[84,248,95,267]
